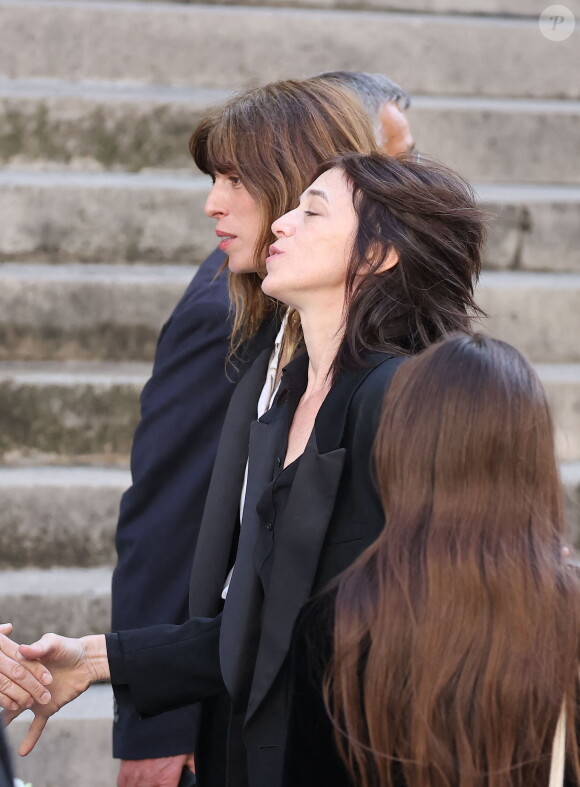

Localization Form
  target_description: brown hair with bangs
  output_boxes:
[189,79,377,357]
[326,333,580,787]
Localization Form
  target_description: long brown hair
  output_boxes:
[189,79,377,358]
[312,153,487,380]
[326,333,580,787]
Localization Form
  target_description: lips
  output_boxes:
[267,244,285,261]
[216,231,237,251]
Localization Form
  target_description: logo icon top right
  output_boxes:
[539,5,576,41]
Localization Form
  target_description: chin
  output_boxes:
[227,258,251,274]
[261,272,285,299]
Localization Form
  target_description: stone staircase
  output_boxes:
[1,0,579,783]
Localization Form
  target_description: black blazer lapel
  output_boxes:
[219,416,283,709]
[243,352,399,721]
[245,431,346,721]
[189,346,273,617]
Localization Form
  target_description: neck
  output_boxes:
[297,296,345,394]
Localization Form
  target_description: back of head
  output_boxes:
[328,334,580,787]
[313,70,411,147]
[190,79,377,347]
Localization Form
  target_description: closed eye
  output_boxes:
[304,210,318,217]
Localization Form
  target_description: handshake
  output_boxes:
[0,623,110,755]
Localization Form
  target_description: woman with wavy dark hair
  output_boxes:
[284,333,580,787]
[0,153,486,787]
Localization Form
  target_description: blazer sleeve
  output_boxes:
[110,249,236,760]
[109,615,225,718]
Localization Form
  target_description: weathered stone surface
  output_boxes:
[3,83,580,186]
[7,685,118,787]
[476,272,580,362]
[537,365,580,464]
[562,463,580,547]
[0,466,129,568]
[101,0,553,13]
[409,97,580,186]
[0,361,148,464]
[0,263,197,361]
[479,186,580,272]
[0,172,215,263]
[0,2,578,98]
[0,80,227,172]
[0,567,112,642]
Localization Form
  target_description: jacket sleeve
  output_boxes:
[110,249,235,759]
[108,615,225,718]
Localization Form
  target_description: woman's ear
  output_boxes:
[378,246,399,272]
[365,243,399,273]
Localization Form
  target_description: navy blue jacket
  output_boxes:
[111,248,236,759]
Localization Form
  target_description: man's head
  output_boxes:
[313,71,414,156]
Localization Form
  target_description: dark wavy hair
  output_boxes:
[326,333,580,787]
[313,152,487,379]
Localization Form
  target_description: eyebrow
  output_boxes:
[305,188,329,203]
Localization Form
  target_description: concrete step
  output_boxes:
[1,172,579,272]
[0,171,215,264]
[410,96,580,186]
[92,0,550,15]
[0,567,112,643]
[0,78,228,173]
[0,263,196,361]
[537,365,580,464]
[0,361,147,465]
[3,80,580,186]
[478,184,580,273]
[6,684,118,787]
[477,272,580,363]
[0,265,578,363]
[0,466,129,568]
[0,2,577,99]
[563,462,580,542]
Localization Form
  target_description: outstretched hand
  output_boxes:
[0,624,53,712]
[2,632,109,756]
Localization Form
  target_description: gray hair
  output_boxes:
[316,71,411,147]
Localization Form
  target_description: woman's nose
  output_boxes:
[271,211,295,237]
[204,183,227,218]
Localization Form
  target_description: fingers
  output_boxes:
[2,706,24,726]
[0,624,13,636]
[18,713,47,756]
[0,635,52,711]
[19,639,56,662]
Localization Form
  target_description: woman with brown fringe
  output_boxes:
[284,333,580,787]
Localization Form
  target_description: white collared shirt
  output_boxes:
[221,313,288,599]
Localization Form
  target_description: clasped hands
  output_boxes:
[0,623,109,755]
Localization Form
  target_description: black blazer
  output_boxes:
[110,248,276,759]
[112,348,406,787]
